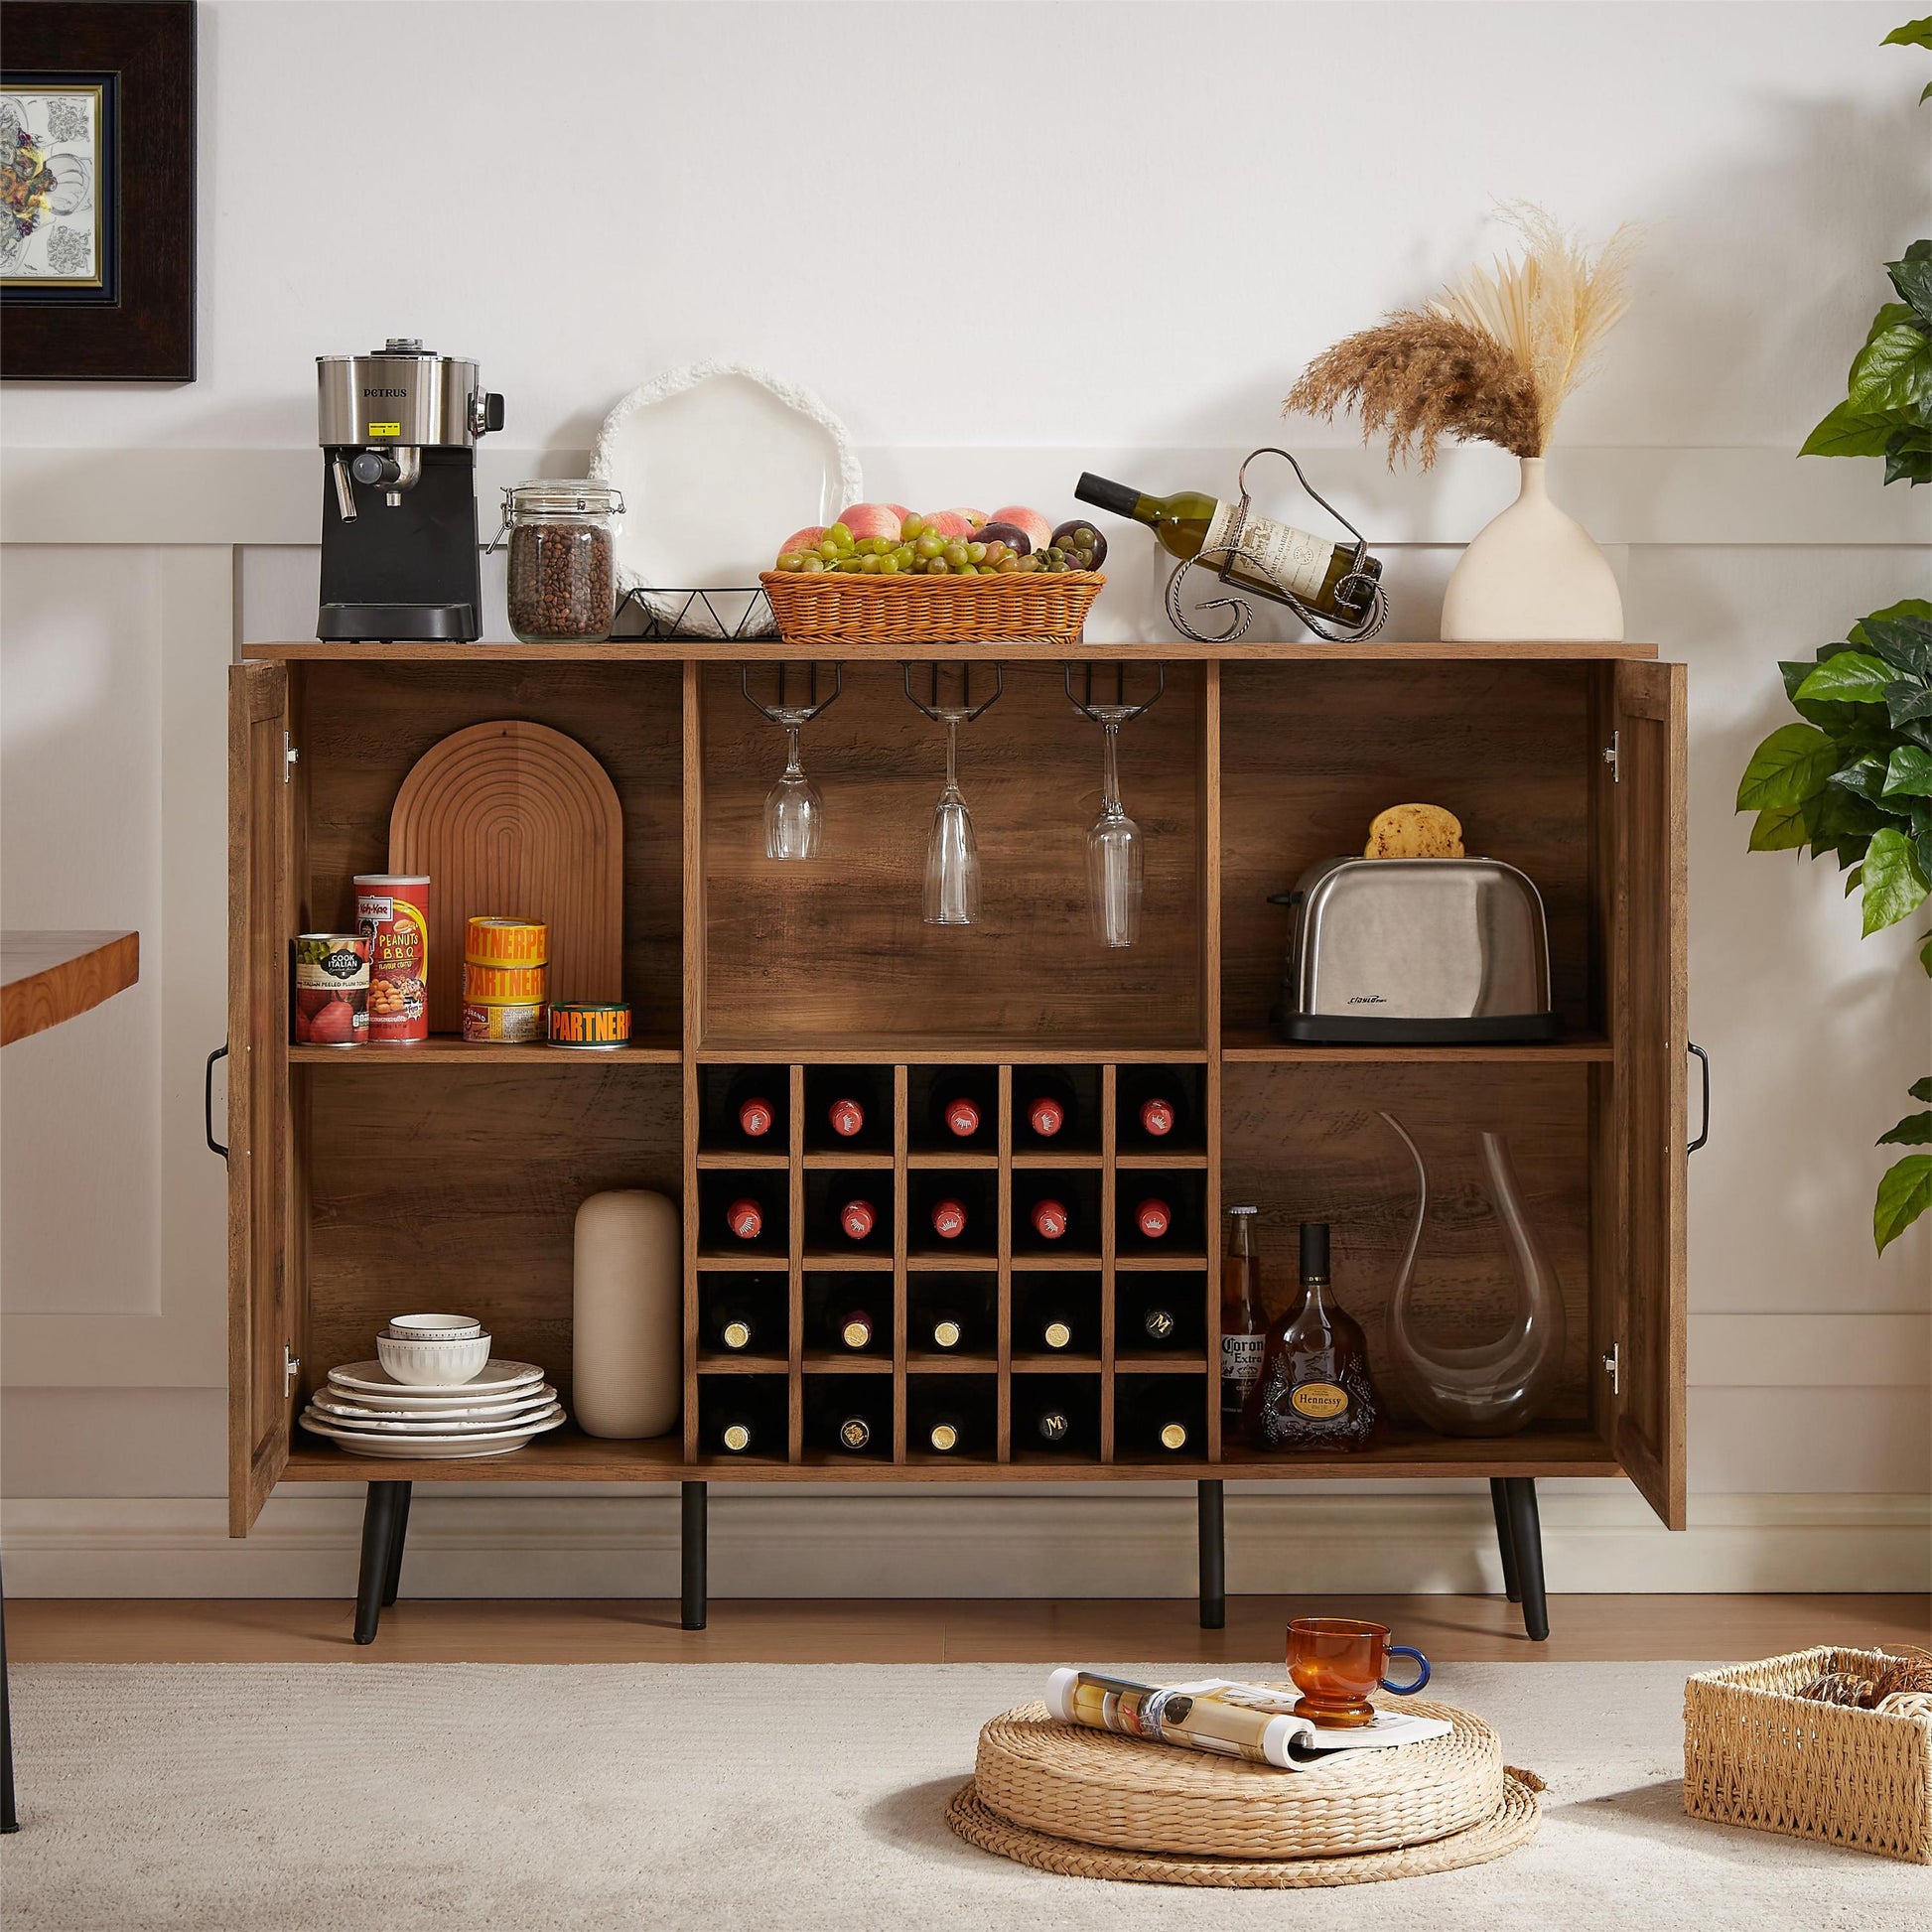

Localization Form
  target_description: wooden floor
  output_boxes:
[10,1594,1927,1665]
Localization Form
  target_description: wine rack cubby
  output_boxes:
[687,1059,1214,1465]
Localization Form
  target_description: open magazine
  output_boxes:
[1045,1670,1451,1771]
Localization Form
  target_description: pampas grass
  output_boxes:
[1286,205,1640,467]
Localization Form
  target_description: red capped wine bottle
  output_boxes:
[929,1071,993,1143]
[1016,1071,1076,1142]
[725,1072,779,1142]
[725,1195,764,1241]
[1120,1071,1186,1143]
[1134,1196,1173,1239]
[930,1197,968,1241]
[1029,1196,1070,1241]
[839,1197,878,1242]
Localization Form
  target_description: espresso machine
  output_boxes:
[316,339,504,640]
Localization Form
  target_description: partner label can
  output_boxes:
[462,1000,546,1043]
[547,1002,631,1049]
[465,916,548,969]
[293,933,369,1047]
[354,874,431,1044]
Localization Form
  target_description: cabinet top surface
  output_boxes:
[243,638,1659,664]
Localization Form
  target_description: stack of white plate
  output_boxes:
[301,1359,566,1458]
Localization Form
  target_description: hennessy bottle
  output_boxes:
[1243,1221,1389,1452]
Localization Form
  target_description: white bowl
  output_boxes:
[386,1312,483,1339]
[376,1332,492,1385]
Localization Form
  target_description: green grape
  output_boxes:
[801,556,826,573]
[860,553,882,573]
[901,512,926,540]
[926,557,950,574]
[995,554,1020,573]
[892,544,916,568]
[966,542,987,564]
[942,541,969,568]
[824,521,854,549]
[817,540,841,561]
[776,552,804,573]
[878,553,900,575]
[915,533,943,560]
[838,556,864,573]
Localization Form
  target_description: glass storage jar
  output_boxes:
[495,481,624,643]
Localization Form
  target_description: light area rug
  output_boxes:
[3,1661,1923,1931]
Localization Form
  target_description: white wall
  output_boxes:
[2,0,1927,1596]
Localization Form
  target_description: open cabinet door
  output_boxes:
[228,662,295,1534]
[1613,661,1688,1529]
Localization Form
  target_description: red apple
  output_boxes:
[838,503,904,543]
[886,503,914,522]
[941,507,987,529]
[991,505,1053,552]
[779,524,826,557]
[923,510,974,538]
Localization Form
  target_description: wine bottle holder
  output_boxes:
[686,1059,1216,1466]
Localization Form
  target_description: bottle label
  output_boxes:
[1221,1332,1265,1391]
[1202,501,1330,603]
[1290,1380,1349,1420]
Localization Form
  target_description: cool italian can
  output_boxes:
[293,933,369,1047]
[354,874,431,1044]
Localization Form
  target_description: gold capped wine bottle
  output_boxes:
[1243,1222,1388,1452]
[1075,473,1381,622]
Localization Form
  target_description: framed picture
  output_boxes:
[1,1,195,380]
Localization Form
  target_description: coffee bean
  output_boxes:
[507,522,616,641]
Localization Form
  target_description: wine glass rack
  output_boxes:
[228,636,1687,1640]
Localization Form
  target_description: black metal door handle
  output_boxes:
[206,1045,228,1160]
[1687,1041,1710,1154]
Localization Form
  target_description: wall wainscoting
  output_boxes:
[5,1490,1925,1599]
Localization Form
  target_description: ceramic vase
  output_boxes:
[1440,455,1622,642]
[573,1189,681,1438]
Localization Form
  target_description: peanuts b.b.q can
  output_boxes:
[293,934,368,1047]
[355,874,430,1044]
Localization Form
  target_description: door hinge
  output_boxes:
[1601,730,1619,782]
[284,733,299,782]
[1600,1343,1620,1395]
[284,1345,302,1399]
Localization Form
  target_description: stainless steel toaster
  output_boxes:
[1272,857,1555,1043]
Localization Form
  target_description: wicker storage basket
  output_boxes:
[1684,1647,1932,1863]
[759,570,1103,648]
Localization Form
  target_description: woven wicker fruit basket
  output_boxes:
[759,570,1103,648]
[1684,1648,1932,1863]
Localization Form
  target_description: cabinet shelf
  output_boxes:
[1220,1029,1614,1064]
[699,1035,1208,1065]
[289,1035,679,1066]
[696,1353,788,1375]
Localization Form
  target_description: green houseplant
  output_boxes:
[1735,18,1932,1254]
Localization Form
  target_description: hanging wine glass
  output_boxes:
[903,664,1003,927]
[742,663,840,863]
[1086,721,1142,948]
[764,723,821,861]
[1065,663,1164,950]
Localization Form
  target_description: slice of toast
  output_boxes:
[1364,803,1464,859]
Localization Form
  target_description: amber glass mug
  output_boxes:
[1287,1616,1432,1727]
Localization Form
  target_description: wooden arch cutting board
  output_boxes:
[389,721,623,1037]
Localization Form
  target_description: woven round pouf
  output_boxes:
[972,1696,1501,1859]
[946,1768,1543,1888]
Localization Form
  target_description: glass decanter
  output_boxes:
[1378,1111,1566,1437]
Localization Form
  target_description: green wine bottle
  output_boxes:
[1074,473,1380,621]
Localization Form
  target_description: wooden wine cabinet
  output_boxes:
[227,636,1688,1628]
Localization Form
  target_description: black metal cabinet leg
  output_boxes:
[353,1482,403,1646]
[1489,1477,1521,1604]
[2,1548,18,1833]
[1197,1479,1225,1631]
[1503,1478,1549,1642]
[681,1482,708,1631]
[380,1483,413,1609]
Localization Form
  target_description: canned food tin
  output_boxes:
[462,1000,546,1043]
[355,874,430,1044]
[293,933,369,1047]
[465,916,548,969]
[547,1001,631,1049]
[462,960,548,1005]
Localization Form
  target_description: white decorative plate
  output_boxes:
[302,1401,564,1438]
[310,1383,559,1421]
[299,1410,567,1458]
[326,1359,544,1398]
[591,361,862,634]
